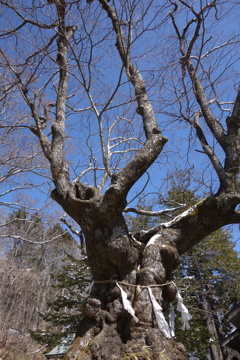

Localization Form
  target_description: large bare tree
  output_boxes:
[0,1,240,359]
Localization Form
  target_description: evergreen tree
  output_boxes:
[126,171,240,360]
[174,228,240,360]
[31,254,92,348]
[163,170,240,359]
[0,209,83,357]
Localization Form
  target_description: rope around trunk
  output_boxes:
[94,280,175,288]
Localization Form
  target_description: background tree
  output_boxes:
[0,1,240,359]
[0,209,82,359]
[160,168,240,360]
[0,80,50,212]
[175,227,240,360]
[31,254,91,349]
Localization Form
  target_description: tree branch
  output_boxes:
[224,87,240,180]
[99,0,167,203]
[123,204,186,217]
[50,3,77,196]
[193,110,227,186]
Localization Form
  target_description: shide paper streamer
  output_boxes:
[147,287,192,338]
[148,286,171,339]
[117,282,139,322]
[176,290,192,330]
[86,281,192,338]
[169,304,176,337]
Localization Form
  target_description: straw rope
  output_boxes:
[94,280,175,288]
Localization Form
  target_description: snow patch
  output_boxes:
[145,233,161,247]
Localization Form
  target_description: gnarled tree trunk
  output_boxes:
[52,183,240,360]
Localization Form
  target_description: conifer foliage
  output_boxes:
[175,229,240,360]
[0,209,83,359]
[31,254,91,348]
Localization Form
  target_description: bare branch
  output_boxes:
[60,214,85,249]
[193,110,227,186]
[123,204,186,216]
[99,0,167,201]
[0,232,69,244]
[26,345,48,357]
[0,1,56,30]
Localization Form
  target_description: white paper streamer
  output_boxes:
[169,303,176,337]
[117,283,139,322]
[148,287,171,339]
[176,291,192,330]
